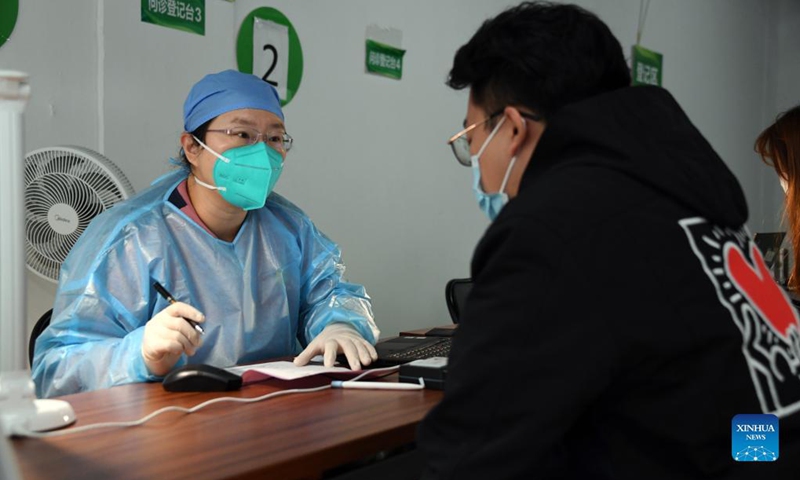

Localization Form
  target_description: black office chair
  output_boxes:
[445,278,473,324]
[28,309,52,367]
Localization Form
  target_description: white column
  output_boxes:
[0,71,30,372]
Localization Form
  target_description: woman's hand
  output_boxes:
[141,302,205,376]
[293,323,377,371]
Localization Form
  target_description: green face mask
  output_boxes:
[193,137,284,211]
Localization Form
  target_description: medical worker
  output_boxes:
[32,70,380,398]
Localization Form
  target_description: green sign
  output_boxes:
[236,7,303,107]
[141,0,205,36]
[631,44,663,87]
[366,40,405,80]
[0,0,19,49]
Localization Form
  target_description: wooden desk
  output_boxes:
[10,374,442,480]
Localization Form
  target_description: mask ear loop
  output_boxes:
[192,135,231,163]
[497,117,526,195]
[474,116,507,162]
[190,135,229,192]
[498,156,517,195]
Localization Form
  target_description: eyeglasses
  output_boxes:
[447,109,541,166]
[207,126,294,153]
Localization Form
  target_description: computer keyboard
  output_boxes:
[385,337,452,362]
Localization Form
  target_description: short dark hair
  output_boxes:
[448,1,630,122]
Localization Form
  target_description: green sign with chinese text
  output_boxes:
[631,45,662,87]
[142,0,205,36]
[366,40,405,80]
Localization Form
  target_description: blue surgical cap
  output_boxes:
[183,69,284,132]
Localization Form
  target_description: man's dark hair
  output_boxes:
[449,1,631,121]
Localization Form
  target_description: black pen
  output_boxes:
[153,281,205,335]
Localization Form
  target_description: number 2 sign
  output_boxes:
[236,7,303,106]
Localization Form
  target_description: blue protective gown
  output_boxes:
[32,169,380,398]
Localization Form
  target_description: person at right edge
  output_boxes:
[755,105,800,303]
[418,2,800,479]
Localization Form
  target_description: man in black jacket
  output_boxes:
[418,2,800,479]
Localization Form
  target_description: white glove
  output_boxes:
[294,322,377,370]
[141,302,205,376]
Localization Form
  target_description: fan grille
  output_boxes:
[24,147,134,283]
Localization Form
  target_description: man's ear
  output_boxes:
[505,106,529,157]
[180,132,202,167]
[504,106,545,157]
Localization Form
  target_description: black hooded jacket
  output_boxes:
[418,87,800,479]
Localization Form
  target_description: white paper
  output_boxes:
[253,18,289,101]
[226,360,352,381]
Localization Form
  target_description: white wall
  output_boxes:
[244,0,512,337]
[0,0,100,339]
[770,0,800,114]
[102,1,236,191]
[0,1,794,347]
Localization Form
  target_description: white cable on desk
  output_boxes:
[10,366,399,439]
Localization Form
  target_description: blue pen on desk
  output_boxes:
[153,281,205,335]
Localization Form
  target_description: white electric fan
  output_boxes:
[24,146,134,282]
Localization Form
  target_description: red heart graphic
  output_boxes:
[727,243,799,341]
